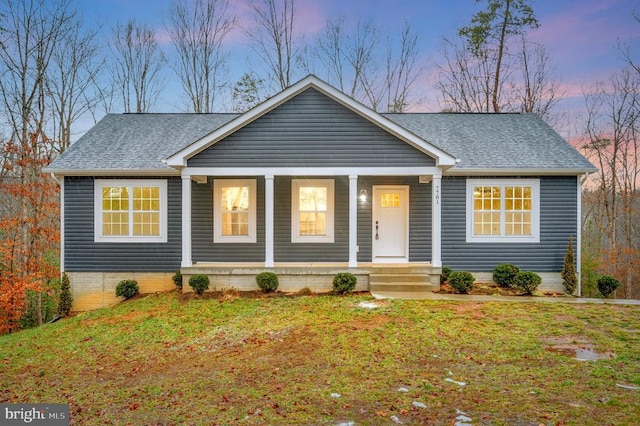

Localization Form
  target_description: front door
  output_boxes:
[372,186,409,263]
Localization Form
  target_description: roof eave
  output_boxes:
[445,167,598,176]
[43,168,181,177]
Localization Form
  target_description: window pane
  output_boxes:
[222,186,249,212]
[474,212,500,235]
[103,212,129,236]
[506,212,532,236]
[103,187,128,211]
[133,212,160,236]
[299,187,327,211]
[222,211,249,236]
[381,193,400,207]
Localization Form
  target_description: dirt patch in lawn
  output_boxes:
[438,281,566,297]
[542,336,616,361]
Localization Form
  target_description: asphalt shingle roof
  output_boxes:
[384,112,596,171]
[47,113,238,173]
[47,110,595,174]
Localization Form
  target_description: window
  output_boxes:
[466,179,540,243]
[214,179,256,243]
[292,179,334,243]
[95,179,167,243]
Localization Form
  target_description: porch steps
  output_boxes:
[368,273,436,295]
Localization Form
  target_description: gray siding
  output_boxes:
[188,88,436,168]
[441,176,577,271]
[357,177,431,262]
[274,176,349,262]
[64,176,182,272]
[192,177,265,262]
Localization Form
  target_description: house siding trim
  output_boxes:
[184,166,442,177]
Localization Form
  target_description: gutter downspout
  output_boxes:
[577,172,590,297]
[50,173,64,274]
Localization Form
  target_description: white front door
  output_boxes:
[372,186,409,262]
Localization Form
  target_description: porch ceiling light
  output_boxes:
[359,189,368,203]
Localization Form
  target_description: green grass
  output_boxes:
[1,292,639,425]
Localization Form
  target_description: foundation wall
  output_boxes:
[67,272,175,311]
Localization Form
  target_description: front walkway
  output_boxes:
[371,291,640,305]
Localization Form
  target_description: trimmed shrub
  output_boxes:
[172,271,183,291]
[597,275,620,298]
[513,271,542,295]
[58,273,73,316]
[115,279,139,300]
[333,272,357,294]
[440,266,453,285]
[256,272,279,293]
[448,271,475,294]
[492,263,520,287]
[561,236,578,295]
[188,274,210,295]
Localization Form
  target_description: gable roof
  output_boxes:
[165,75,457,168]
[46,75,596,176]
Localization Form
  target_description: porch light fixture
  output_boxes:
[359,189,368,203]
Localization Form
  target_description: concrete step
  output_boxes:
[369,274,436,293]
[369,274,432,284]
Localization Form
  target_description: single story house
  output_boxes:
[45,75,596,311]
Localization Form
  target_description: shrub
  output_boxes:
[597,275,620,298]
[172,271,183,290]
[256,272,279,292]
[333,272,357,294]
[188,274,210,295]
[58,273,73,316]
[513,271,542,295]
[561,236,578,295]
[448,271,475,294]
[297,287,313,296]
[492,263,520,287]
[440,266,453,285]
[115,279,139,300]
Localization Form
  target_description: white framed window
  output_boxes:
[94,179,168,243]
[214,179,257,243]
[466,179,540,243]
[292,179,334,243]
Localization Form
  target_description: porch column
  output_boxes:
[265,175,275,267]
[432,175,442,267]
[181,175,192,267]
[349,175,358,267]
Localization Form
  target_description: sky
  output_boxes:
[73,0,639,135]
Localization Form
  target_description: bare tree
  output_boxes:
[108,20,165,113]
[245,0,300,91]
[582,66,640,298]
[380,21,422,112]
[518,36,564,123]
[46,15,104,152]
[167,0,235,113]
[0,0,73,154]
[435,37,505,112]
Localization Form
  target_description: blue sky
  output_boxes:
[76,0,638,123]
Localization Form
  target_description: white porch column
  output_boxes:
[431,175,442,267]
[181,175,192,267]
[265,175,275,267]
[349,175,358,267]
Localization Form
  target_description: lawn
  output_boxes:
[1,291,639,425]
